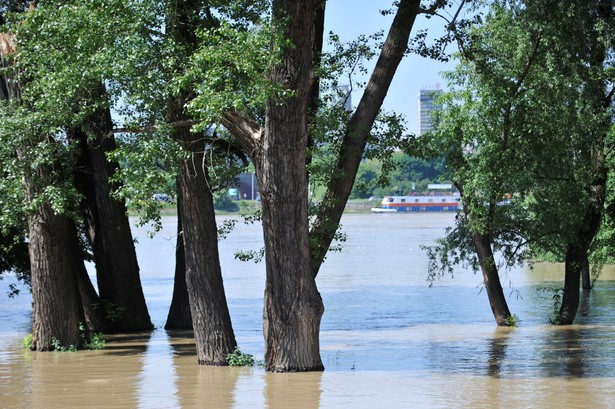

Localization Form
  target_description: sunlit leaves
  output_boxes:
[185,20,278,128]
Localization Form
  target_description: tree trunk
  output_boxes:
[2,32,83,350]
[581,253,591,290]
[309,0,421,276]
[557,0,611,323]
[176,128,237,365]
[70,221,107,333]
[72,102,152,332]
[28,204,82,350]
[164,0,237,364]
[254,0,324,372]
[471,232,512,326]
[165,184,193,330]
[559,245,584,324]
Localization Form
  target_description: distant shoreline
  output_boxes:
[136,199,376,217]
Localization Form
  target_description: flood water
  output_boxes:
[2,213,615,408]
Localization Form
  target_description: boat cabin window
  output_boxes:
[401,199,406,203]
[415,199,419,203]
[442,199,446,202]
[387,198,394,203]
[428,199,433,203]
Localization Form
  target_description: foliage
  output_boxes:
[79,323,106,350]
[51,337,77,352]
[0,225,30,296]
[538,287,563,325]
[185,20,276,128]
[503,314,520,327]
[92,300,127,323]
[226,347,254,367]
[234,248,264,263]
[349,153,448,199]
[422,0,615,291]
[45,323,106,352]
[214,193,240,213]
[21,333,32,350]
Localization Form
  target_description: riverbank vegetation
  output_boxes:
[0,0,612,373]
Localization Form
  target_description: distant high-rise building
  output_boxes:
[418,88,443,135]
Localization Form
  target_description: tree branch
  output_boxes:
[219,108,261,156]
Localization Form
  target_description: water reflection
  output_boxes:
[24,335,149,408]
[486,327,511,378]
[168,331,240,408]
[264,372,322,409]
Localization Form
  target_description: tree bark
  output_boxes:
[72,98,152,332]
[2,32,83,350]
[165,184,193,330]
[309,0,421,276]
[69,221,107,333]
[165,0,237,365]
[471,232,512,325]
[176,128,237,365]
[253,0,324,372]
[559,245,584,324]
[27,202,82,350]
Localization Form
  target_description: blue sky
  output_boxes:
[324,0,457,135]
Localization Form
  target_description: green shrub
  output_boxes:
[226,347,254,366]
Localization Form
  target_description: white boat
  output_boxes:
[371,193,460,212]
[370,207,398,213]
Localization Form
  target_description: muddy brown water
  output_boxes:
[2,213,615,408]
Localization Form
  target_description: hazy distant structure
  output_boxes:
[337,84,352,112]
[322,84,352,112]
[418,87,443,135]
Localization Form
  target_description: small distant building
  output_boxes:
[236,173,260,200]
[418,87,443,135]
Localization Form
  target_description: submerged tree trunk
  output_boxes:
[558,1,610,324]
[471,232,512,325]
[2,33,82,350]
[27,203,82,350]
[165,185,192,330]
[559,194,604,324]
[176,128,237,365]
[559,245,584,324]
[69,221,107,333]
[254,0,324,372]
[455,179,512,326]
[165,0,237,364]
[72,100,152,332]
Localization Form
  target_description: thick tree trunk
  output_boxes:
[72,103,152,332]
[471,232,512,326]
[256,0,324,372]
[176,129,237,365]
[165,185,192,330]
[2,33,83,350]
[309,0,421,276]
[28,204,82,350]
[164,0,236,364]
[559,196,603,324]
[559,245,584,324]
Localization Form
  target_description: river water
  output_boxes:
[1,213,615,408]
